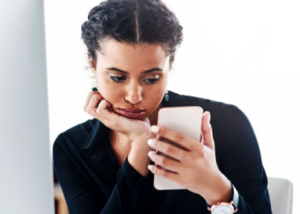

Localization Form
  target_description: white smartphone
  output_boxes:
[154,106,203,190]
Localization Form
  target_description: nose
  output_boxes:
[124,82,143,105]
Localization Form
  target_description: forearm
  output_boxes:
[101,158,152,214]
[203,172,232,206]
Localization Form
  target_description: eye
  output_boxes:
[109,74,126,82]
[143,77,160,84]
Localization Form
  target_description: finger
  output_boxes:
[86,98,117,130]
[84,91,100,111]
[150,126,196,151]
[148,151,182,172]
[202,111,215,150]
[96,99,115,122]
[97,98,111,112]
[105,99,112,111]
[84,91,103,111]
[86,94,105,120]
[148,164,180,183]
[96,99,131,131]
[87,93,102,111]
[200,132,204,144]
[147,139,187,162]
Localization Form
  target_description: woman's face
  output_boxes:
[90,39,171,122]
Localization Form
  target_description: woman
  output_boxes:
[53,0,272,213]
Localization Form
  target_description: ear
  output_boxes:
[88,54,96,74]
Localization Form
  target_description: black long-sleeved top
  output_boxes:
[53,91,272,214]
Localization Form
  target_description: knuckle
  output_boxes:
[191,154,198,161]
[161,170,168,178]
[187,152,198,161]
[186,154,193,161]
[177,150,183,160]
[165,144,173,154]
[161,157,168,166]
[158,126,165,134]
[174,133,184,142]
[86,106,92,114]
[96,107,101,114]
[91,94,100,102]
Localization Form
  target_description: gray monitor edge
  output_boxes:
[0,0,54,213]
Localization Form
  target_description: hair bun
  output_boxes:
[88,5,102,20]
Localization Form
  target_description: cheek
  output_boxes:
[95,77,122,102]
[148,80,167,98]
[144,85,166,106]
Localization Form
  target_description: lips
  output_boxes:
[118,108,145,113]
[116,108,146,119]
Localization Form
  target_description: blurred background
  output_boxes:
[44,0,300,213]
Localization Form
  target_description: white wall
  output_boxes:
[45,0,300,212]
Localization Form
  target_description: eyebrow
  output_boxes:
[106,67,163,74]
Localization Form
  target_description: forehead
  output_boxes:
[96,39,170,71]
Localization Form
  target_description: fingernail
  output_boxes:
[148,165,154,171]
[147,139,155,147]
[148,151,154,158]
[151,125,159,133]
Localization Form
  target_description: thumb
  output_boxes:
[201,111,215,150]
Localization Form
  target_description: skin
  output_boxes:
[84,38,232,205]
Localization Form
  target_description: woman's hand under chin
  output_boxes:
[84,91,152,176]
[84,91,151,141]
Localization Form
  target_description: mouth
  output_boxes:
[116,108,146,119]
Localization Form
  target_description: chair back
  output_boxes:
[268,177,293,214]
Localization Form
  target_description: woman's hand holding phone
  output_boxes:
[147,111,232,205]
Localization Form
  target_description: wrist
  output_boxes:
[128,123,151,142]
[128,136,151,177]
[207,183,239,214]
[205,173,232,205]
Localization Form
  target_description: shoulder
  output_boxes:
[170,91,251,133]
[53,118,98,151]
[171,91,247,121]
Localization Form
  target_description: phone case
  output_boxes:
[154,106,203,190]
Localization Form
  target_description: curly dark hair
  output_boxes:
[81,0,183,64]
